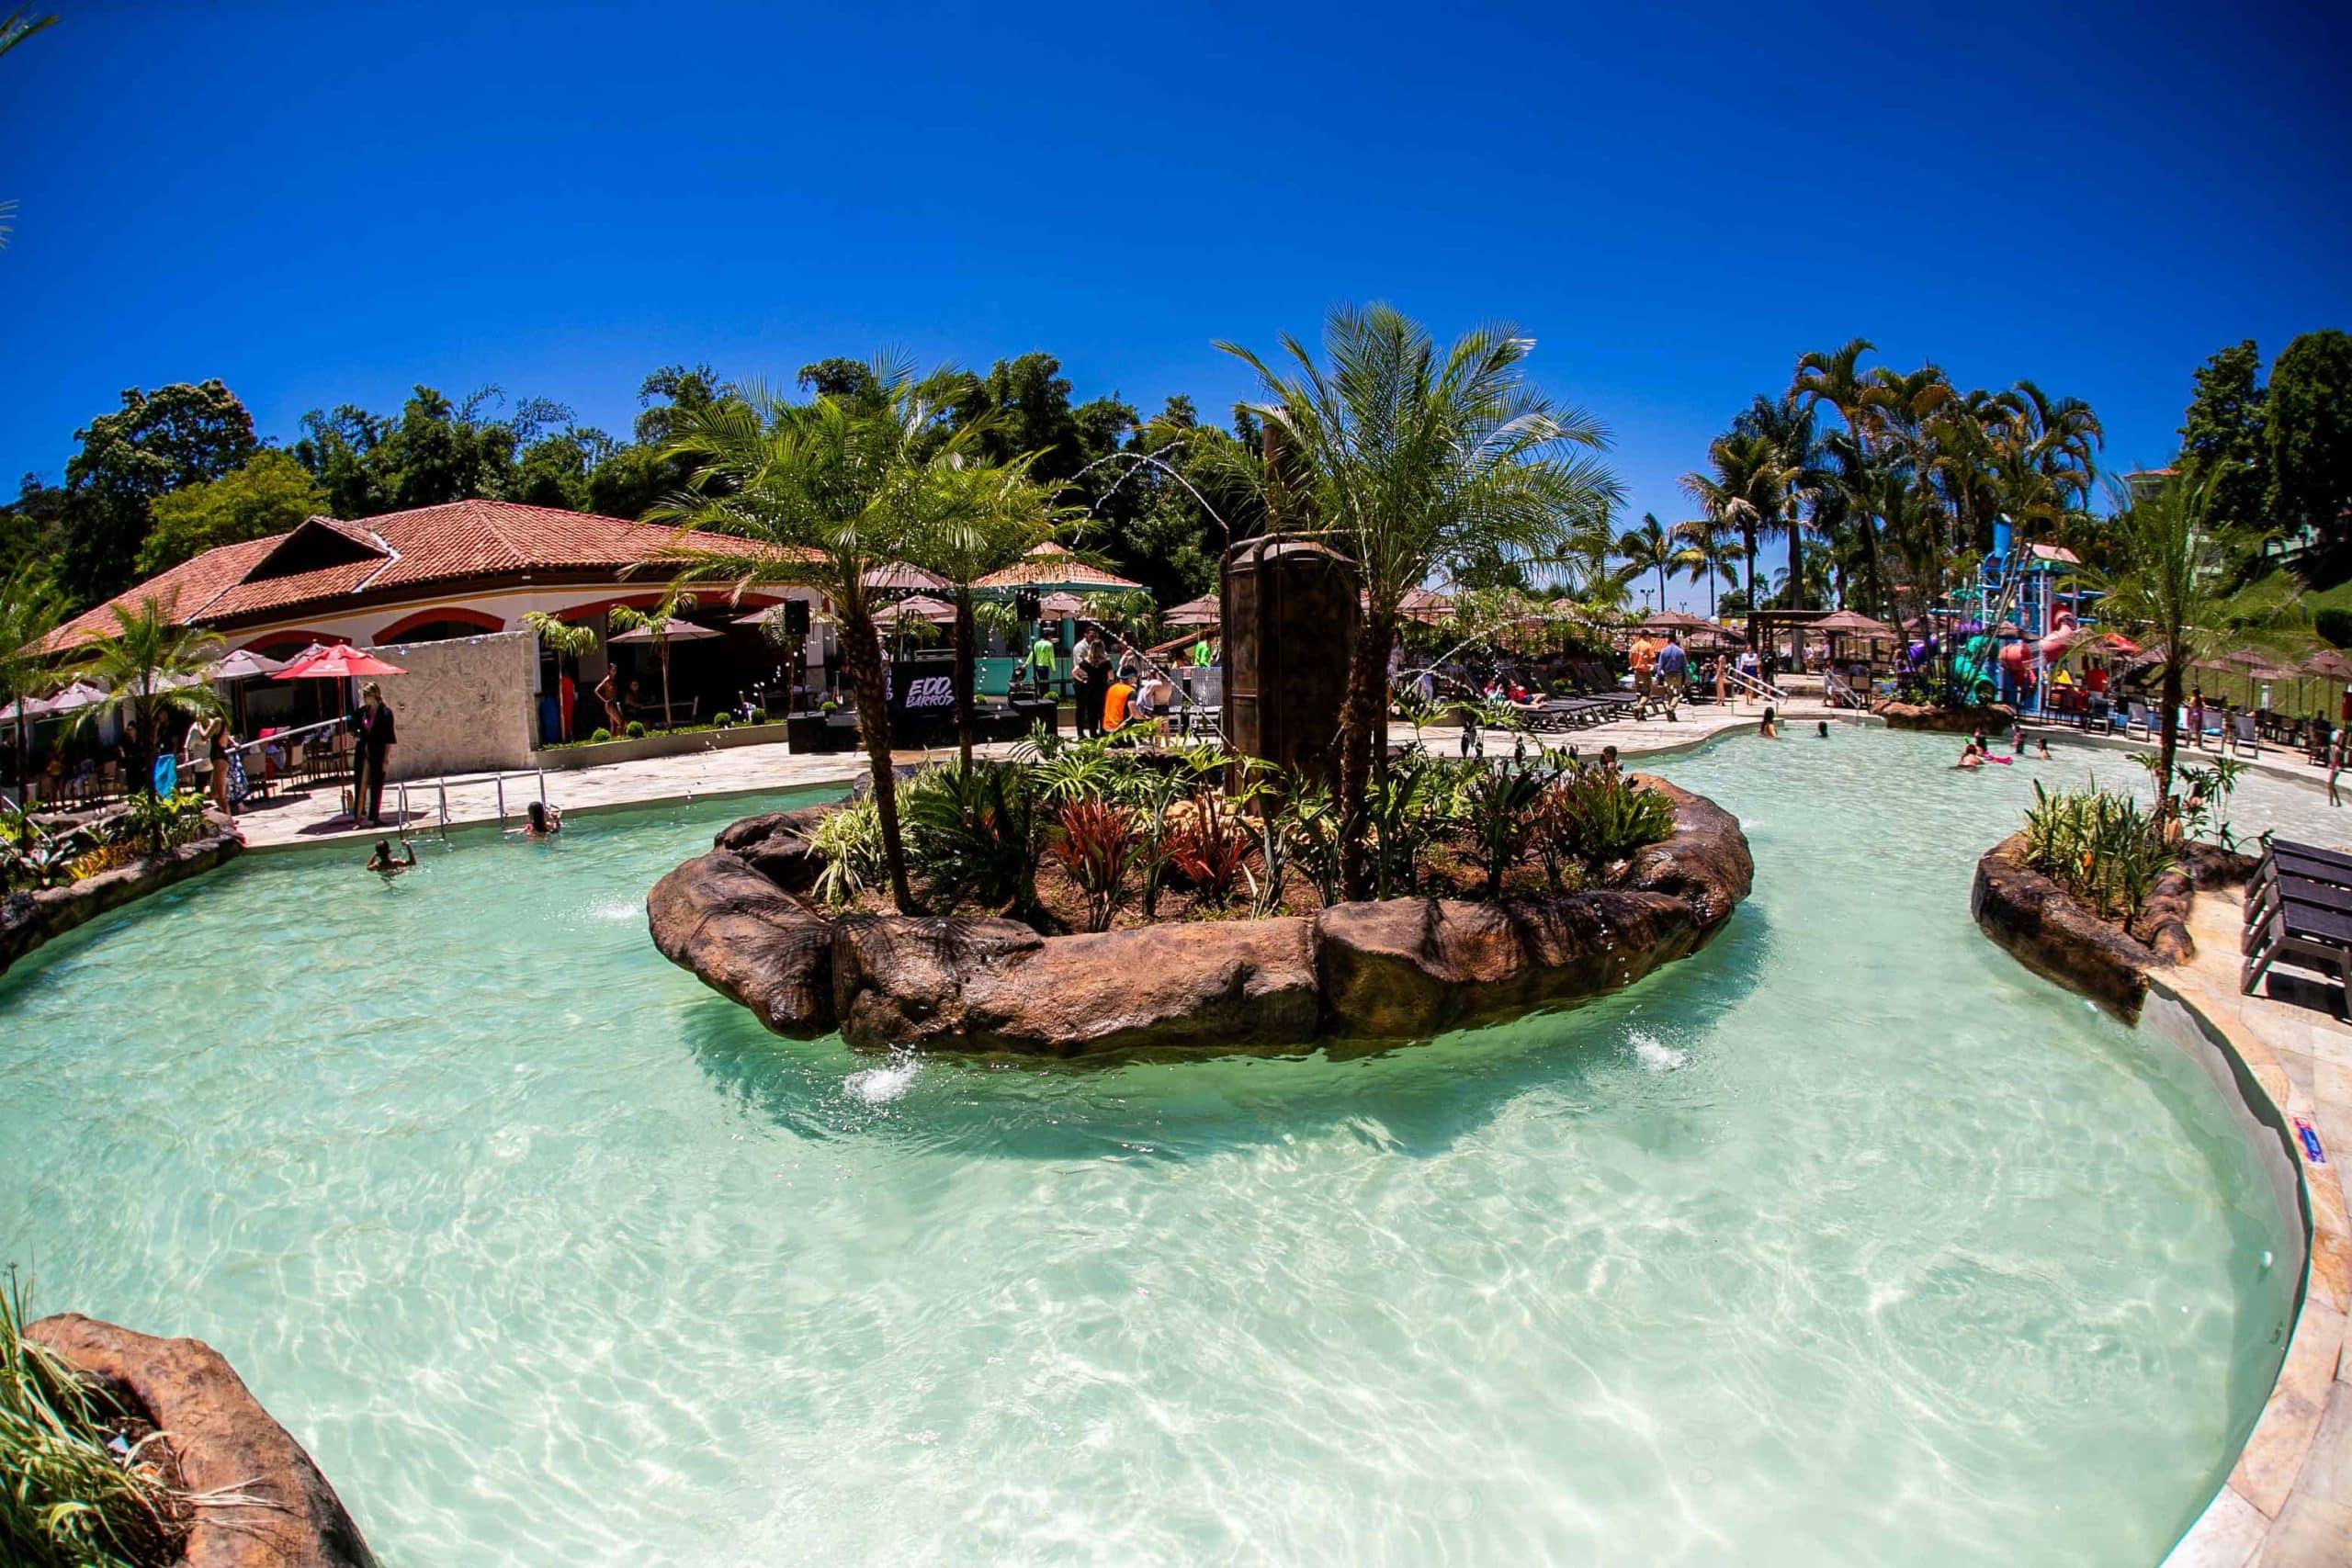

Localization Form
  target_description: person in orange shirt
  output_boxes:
[1630,634,1657,714]
[1102,664,1137,730]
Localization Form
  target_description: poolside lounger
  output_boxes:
[2243,886,2352,1008]
[2246,840,2352,910]
[2244,872,2352,953]
[2125,701,2154,739]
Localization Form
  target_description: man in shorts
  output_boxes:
[1629,633,1657,716]
[1654,631,1688,720]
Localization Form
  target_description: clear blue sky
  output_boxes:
[6,1,2347,609]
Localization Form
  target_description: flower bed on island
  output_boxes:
[648,749,1754,1055]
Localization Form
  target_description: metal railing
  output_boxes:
[1723,665,1787,705]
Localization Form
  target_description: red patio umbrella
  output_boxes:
[272,644,408,680]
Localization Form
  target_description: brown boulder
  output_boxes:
[833,914,1319,1055]
[1971,833,2160,1017]
[712,805,833,894]
[1623,774,1755,925]
[1872,700,2015,733]
[647,849,835,1034]
[27,1313,375,1568]
[1316,890,1702,1038]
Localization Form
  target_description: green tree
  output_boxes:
[2177,340,2267,532]
[136,450,327,575]
[904,460,1069,767]
[1671,517,1738,619]
[68,595,224,794]
[379,386,518,508]
[1679,432,1782,626]
[0,475,68,579]
[0,557,68,788]
[2100,470,2245,804]
[1615,512,1699,612]
[511,427,616,511]
[2267,330,2352,573]
[62,380,259,604]
[656,358,1004,912]
[1221,304,1620,895]
[291,404,391,518]
[1793,338,1885,615]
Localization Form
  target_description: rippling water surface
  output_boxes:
[1,729,2335,1564]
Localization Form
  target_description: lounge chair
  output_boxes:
[2243,880,2352,1010]
[2125,700,2155,739]
[2230,711,2262,759]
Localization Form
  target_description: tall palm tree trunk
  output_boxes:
[1336,612,1396,900]
[1743,528,1758,646]
[1654,562,1668,612]
[841,607,916,911]
[952,590,977,770]
[2156,659,2184,808]
[658,642,673,729]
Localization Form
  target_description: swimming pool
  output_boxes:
[0,728,2331,1563]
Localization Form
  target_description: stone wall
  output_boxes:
[371,631,537,781]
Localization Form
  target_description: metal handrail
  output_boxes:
[1723,665,1787,705]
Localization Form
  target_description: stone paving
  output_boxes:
[2162,895,2352,1567]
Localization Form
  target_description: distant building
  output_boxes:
[49,499,826,737]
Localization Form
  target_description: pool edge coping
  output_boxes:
[2154,912,2352,1566]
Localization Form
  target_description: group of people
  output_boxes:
[1059,626,1182,739]
[1626,631,1691,719]
[1954,727,2053,770]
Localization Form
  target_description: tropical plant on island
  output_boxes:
[1218,303,1622,897]
[654,355,1036,912]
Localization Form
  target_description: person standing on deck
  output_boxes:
[1028,627,1058,698]
[1655,633,1688,721]
[350,682,398,828]
[1629,632,1657,717]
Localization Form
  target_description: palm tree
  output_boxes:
[904,459,1067,767]
[1220,304,1620,895]
[607,599,695,730]
[1793,338,1884,615]
[1669,518,1736,620]
[655,358,1012,912]
[70,596,223,795]
[1679,433,1782,641]
[1615,512,1700,614]
[2100,470,2245,807]
[0,560,69,793]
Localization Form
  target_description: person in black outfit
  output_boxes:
[350,681,398,826]
[1071,627,1112,739]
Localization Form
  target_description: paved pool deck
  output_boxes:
[231,691,1847,851]
[2161,895,2352,1566]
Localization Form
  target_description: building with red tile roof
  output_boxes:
[48,499,806,655]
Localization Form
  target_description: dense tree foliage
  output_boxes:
[2177,340,2268,532]
[61,381,259,604]
[2267,330,2352,572]
[135,449,326,575]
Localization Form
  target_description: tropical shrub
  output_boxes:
[589,727,612,744]
[2019,783,2177,920]
[1170,794,1255,908]
[624,720,648,739]
[1454,759,1555,897]
[113,787,209,855]
[713,711,734,728]
[747,708,768,726]
[1279,785,1344,907]
[808,795,888,908]
[1541,766,1677,867]
[0,815,88,893]
[902,761,1041,912]
[1048,798,1137,931]
[1360,753,1453,899]
[2,1269,188,1568]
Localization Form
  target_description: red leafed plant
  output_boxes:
[1170,793,1256,908]
[1049,797,1138,931]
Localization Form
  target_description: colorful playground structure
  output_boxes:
[1912,520,2107,719]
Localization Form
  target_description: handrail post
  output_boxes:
[495,773,505,823]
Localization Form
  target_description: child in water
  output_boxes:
[367,839,415,875]
[1758,706,1780,739]
[516,800,562,838]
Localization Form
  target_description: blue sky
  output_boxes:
[6,1,2347,608]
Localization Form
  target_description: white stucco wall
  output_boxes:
[369,631,538,780]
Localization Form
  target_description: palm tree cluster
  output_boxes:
[1671,340,2104,641]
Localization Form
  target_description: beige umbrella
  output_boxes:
[876,594,957,625]
[864,562,950,592]
[1162,593,1220,627]
[1039,591,1086,618]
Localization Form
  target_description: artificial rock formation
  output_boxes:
[27,1314,375,1568]
[1972,833,2260,1017]
[650,775,1754,1055]
[1872,699,2016,734]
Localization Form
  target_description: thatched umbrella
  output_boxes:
[1162,593,1220,628]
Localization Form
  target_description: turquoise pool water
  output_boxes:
[0,729,2327,1564]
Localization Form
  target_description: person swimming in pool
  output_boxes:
[1816,720,1829,739]
[1758,706,1780,739]
[514,800,562,838]
[1955,741,1983,771]
[367,839,415,875]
